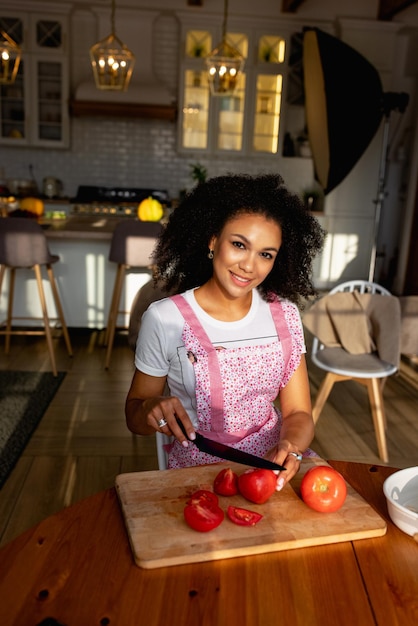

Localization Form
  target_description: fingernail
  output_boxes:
[276,477,285,491]
[189,431,196,441]
[182,440,189,448]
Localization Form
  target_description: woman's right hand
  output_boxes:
[125,369,195,446]
[141,395,196,447]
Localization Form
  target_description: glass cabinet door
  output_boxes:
[35,59,63,142]
[253,74,282,153]
[217,74,245,151]
[0,16,26,143]
[182,69,210,149]
[252,34,285,154]
[0,14,68,147]
[0,60,26,142]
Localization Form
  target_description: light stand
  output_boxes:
[368,92,409,282]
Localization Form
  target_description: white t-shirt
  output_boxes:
[135,289,305,428]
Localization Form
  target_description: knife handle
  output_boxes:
[175,417,191,440]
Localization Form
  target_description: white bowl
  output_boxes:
[383,467,418,537]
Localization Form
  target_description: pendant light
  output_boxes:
[206,0,244,96]
[0,30,21,85]
[90,0,135,91]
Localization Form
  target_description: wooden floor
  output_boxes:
[1,327,417,548]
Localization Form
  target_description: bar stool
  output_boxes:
[0,217,73,376]
[104,220,162,369]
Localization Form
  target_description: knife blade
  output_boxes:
[176,418,286,471]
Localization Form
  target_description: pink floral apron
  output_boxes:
[166,294,296,468]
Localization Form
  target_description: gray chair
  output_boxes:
[104,220,162,369]
[305,280,400,463]
[0,217,73,376]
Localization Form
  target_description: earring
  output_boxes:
[208,249,214,260]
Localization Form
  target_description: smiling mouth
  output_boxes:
[230,271,251,284]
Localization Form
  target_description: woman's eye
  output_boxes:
[261,252,274,260]
[232,241,245,249]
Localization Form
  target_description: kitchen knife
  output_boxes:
[176,418,286,471]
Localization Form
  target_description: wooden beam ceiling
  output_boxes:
[378,0,418,20]
[281,0,418,20]
[281,0,305,12]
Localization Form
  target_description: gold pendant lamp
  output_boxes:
[206,0,244,96]
[90,0,135,91]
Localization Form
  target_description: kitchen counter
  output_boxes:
[1,215,157,328]
[41,215,132,239]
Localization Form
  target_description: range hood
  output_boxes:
[70,81,177,121]
[69,11,177,121]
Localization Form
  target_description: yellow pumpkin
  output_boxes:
[19,196,45,216]
[138,196,164,222]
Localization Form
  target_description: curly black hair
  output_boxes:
[153,173,326,307]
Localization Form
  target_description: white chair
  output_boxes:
[306,280,400,463]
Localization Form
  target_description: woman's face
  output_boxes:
[209,212,282,299]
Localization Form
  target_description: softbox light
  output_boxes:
[303,28,408,195]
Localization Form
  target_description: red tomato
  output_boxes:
[184,499,224,532]
[214,468,239,496]
[300,466,347,513]
[187,489,219,507]
[238,468,277,504]
[227,506,263,526]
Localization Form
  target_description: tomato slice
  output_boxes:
[187,489,219,506]
[227,506,263,526]
[214,468,239,496]
[184,500,224,532]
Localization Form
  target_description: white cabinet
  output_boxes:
[178,27,286,156]
[0,12,69,148]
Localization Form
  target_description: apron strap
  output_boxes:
[269,299,292,376]
[170,294,225,431]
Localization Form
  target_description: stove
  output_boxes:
[70,185,170,217]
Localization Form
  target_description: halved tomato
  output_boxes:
[184,500,224,532]
[187,489,219,507]
[227,506,263,527]
[214,467,239,496]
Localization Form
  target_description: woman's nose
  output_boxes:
[239,253,255,272]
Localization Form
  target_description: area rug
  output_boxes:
[0,371,66,489]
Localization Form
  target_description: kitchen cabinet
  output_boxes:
[179,27,286,156]
[0,12,69,148]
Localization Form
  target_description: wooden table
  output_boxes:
[0,461,417,625]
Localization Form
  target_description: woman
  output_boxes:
[125,173,325,489]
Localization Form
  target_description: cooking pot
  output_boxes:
[43,177,63,198]
[7,178,38,197]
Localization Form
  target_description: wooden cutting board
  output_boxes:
[115,458,386,569]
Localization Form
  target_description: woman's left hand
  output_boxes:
[265,441,303,491]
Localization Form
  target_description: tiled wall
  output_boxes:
[1,116,315,202]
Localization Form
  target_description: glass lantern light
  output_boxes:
[90,0,135,91]
[0,30,21,84]
[206,0,244,96]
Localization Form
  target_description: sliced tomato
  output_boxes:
[213,467,239,496]
[184,500,224,532]
[187,489,219,507]
[227,506,263,526]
